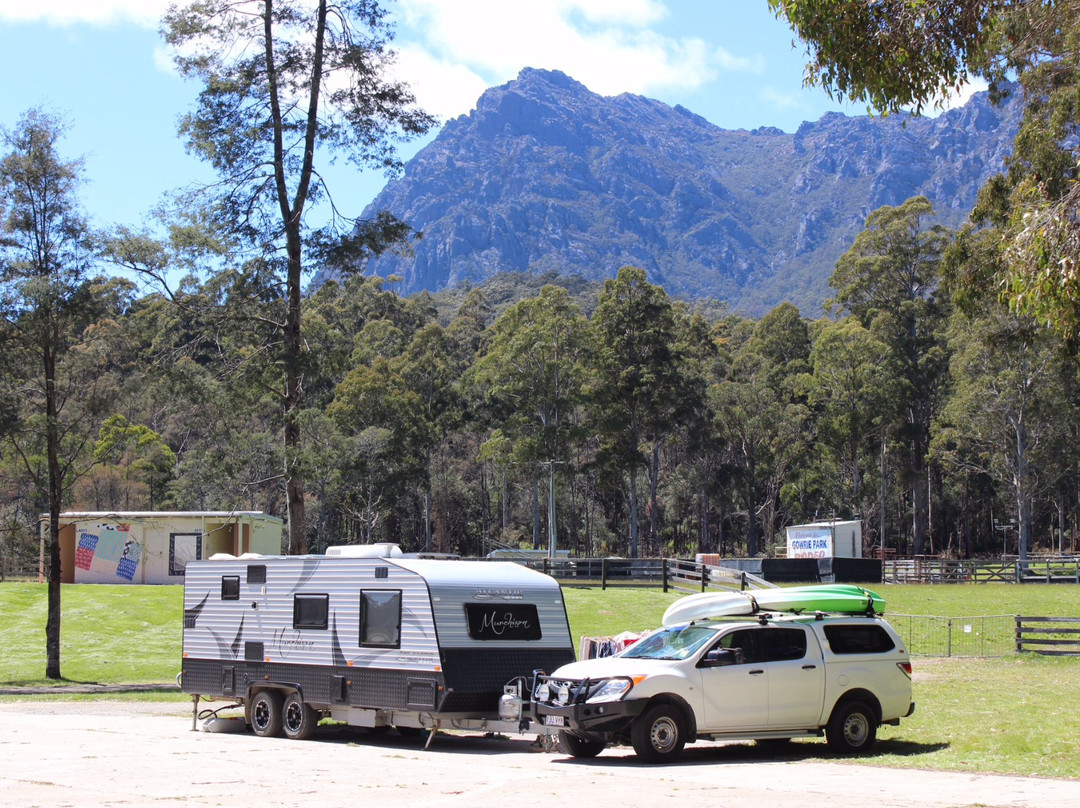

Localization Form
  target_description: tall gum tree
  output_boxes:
[162,0,433,553]
[829,197,952,554]
[470,286,588,557]
[589,267,684,557]
[0,109,100,679]
[768,1,1080,344]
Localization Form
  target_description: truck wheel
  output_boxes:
[631,703,687,763]
[282,692,319,740]
[250,690,284,737]
[826,700,877,754]
[559,730,605,758]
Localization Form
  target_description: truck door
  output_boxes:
[759,625,825,727]
[698,628,769,730]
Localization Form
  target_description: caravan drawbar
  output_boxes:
[180,546,575,741]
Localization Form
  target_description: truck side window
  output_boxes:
[823,624,896,653]
[758,627,807,661]
[361,590,402,647]
[293,593,329,630]
[719,629,760,664]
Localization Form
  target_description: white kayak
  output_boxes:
[661,590,757,625]
[662,584,886,626]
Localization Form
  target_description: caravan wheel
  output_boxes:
[282,692,319,740]
[250,691,284,737]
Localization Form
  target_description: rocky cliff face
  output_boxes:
[354,68,1021,314]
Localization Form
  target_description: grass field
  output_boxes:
[3,580,1080,777]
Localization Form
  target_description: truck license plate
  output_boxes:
[544,715,565,727]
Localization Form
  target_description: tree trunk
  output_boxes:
[629,465,640,558]
[879,433,887,556]
[501,469,509,531]
[45,343,62,680]
[649,443,660,555]
[700,482,709,555]
[547,462,557,558]
[910,456,929,555]
[424,483,433,552]
[532,479,540,550]
[283,228,307,555]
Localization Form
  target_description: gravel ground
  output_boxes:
[2,700,1078,808]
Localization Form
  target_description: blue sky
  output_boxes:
[0,1,980,235]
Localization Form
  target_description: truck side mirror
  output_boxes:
[700,648,743,668]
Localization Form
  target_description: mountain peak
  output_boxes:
[510,67,589,95]
[354,71,1020,314]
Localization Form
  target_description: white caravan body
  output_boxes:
[180,552,574,736]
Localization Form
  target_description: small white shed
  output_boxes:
[40,511,284,585]
[785,520,863,559]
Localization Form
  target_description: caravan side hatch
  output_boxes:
[406,678,437,710]
[332,675,348,704]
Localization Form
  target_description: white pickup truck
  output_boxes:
[532,613,914,762]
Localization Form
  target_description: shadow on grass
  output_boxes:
[0,679,179,695]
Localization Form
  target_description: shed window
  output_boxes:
[360,590,402,647]
[293,594,329,630]
[221,576,240,600]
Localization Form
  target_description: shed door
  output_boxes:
[169,533,202,576]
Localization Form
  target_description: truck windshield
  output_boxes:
[621,625,718,660]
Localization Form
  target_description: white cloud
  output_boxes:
[903,77,990,118]
[394,0,725,116]
[715,45,764,74]
[938,78,991,111]
[0,0,168,26]
[761,87,804,112]
[393,45,490,122]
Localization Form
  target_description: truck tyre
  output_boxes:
[282,692,319,740]
[559,730,605,758]
[631,703,687,763]
[826,700,877,754]
[250,690,284,738]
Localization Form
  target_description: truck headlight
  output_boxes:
[586,677,635,703]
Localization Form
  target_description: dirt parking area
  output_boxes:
[2,700,1078,808]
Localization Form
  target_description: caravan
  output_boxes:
[180,545,575,741]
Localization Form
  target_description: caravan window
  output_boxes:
[221,576,240,600]
[293,594,329,630]
[360,590,401,647]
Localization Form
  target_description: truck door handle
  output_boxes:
[748,669,765,675]
[802,665,817,670]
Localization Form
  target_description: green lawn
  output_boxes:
[3,580,1080,778]
[0,582,183,686]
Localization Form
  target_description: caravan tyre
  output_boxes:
[282,692,319,740]
[250,690,284,737]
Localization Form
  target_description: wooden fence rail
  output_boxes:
[1015,616,1080,655]
[884,557,1080,584]
[524,557,770,592]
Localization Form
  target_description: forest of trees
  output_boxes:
[3,192,1080,574]
[6,0,1080,592]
